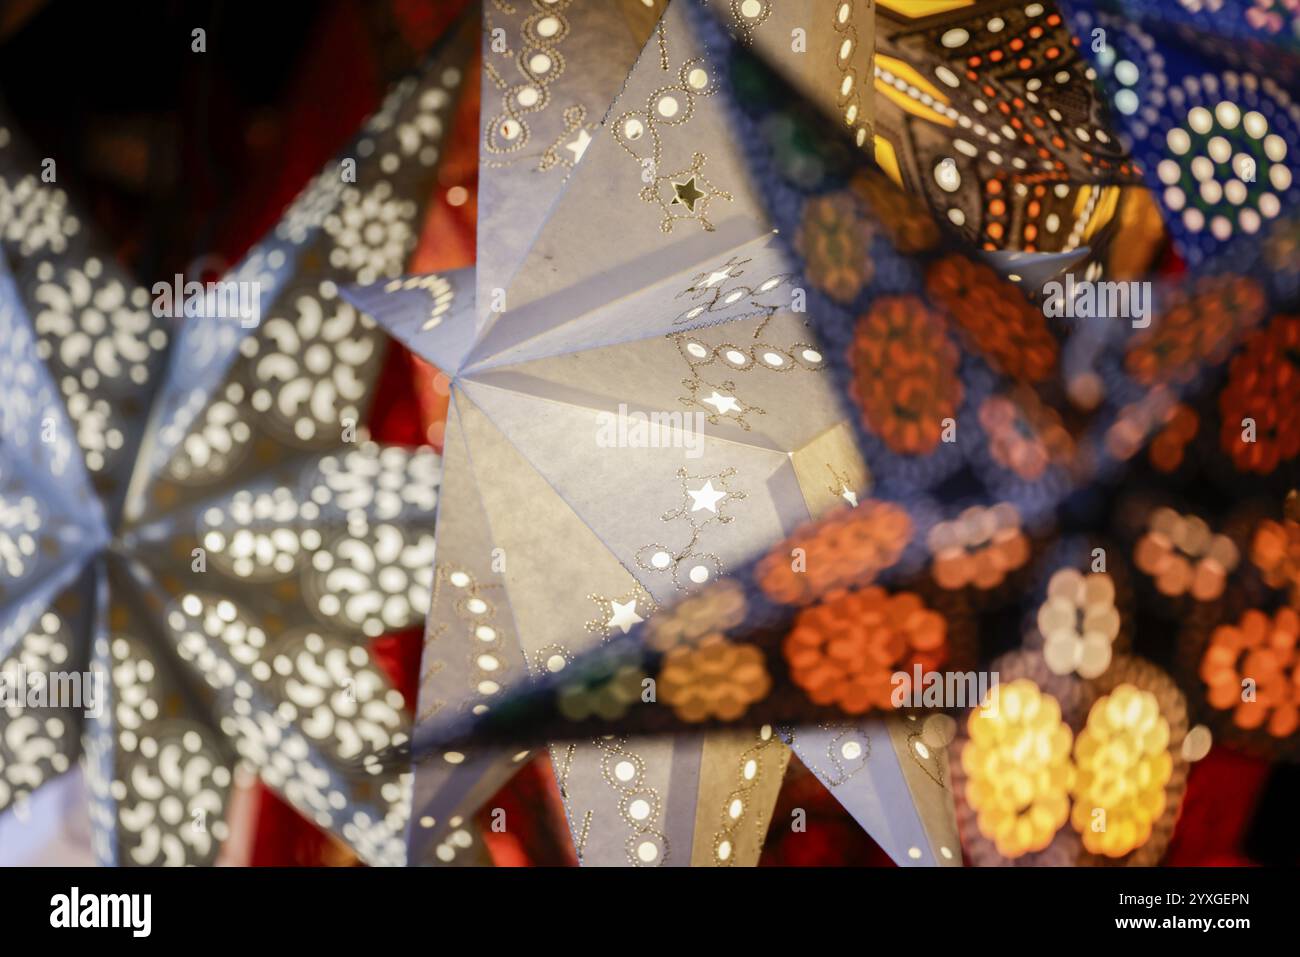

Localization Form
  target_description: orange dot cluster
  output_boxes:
[1133,508,1238,601]
[1126,275,1267,385]
[925,255,1057,382]
[756,501,912,606]
[980,390,1073,480]
[795,191,874,305]
[1219,316,1300,475]
[1201,608,1300,738]
[784,587,948,714]
[850,172,940,253]
[659,634,771,723]
[928,503,1030,590]
[1252,515,1300,604]
[848,295,963,455]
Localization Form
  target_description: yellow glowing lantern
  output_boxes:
[1070,684,1174,858]
[961,678,1075,859]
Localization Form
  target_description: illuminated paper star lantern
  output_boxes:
[349,0,962,867]
[0,18,475,865]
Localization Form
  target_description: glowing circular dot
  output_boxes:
[728,798,743,819]
[725,349,747,364]
[1214,101,1241,129]
[536,16,560,37]
[686,342,708,358]
[716,840,732,862]
[689,565,710,584]
[840,741,862,760]
[688,68,709,90]
[740,0,762,17]
[1183,207,1205,231]
[516,87,540,107]
[935,159,961,192]
[1207,136,1232,164]
[1115,89,1139,115]
[546,654,566,673]
[1270,165,1292,191]
[1157,159,1181,185]
[651,550,672,569]
[637,841,659,863]
[656,96,679,118]
[801,348,822,363]
[629,799,651,821]
[1114,60,1139,86]
[1188,107,1213,134]
[624,118,644,140]
[1243,111,1268,138]
[1264,134,1287,162]
[1182,724,1213,762]
[615,760,636,782]
[443,751,465,765]
[908,847,923,860]
[941,28,969,48]
[742,759,757,780]
[529,53,552,74]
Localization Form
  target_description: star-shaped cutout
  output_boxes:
[701,391,742,414]
[701,267,732,287]
[687,479,727,513]
[671,176,706,212]
[840,486,859,508]
[606,598,645,635]
[565,128,592,163]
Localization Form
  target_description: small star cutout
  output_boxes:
[565,129,592,163]
[606,599,644,634]
[671,176,706,212]
[687,479,727,513]
[701,268,731,287]
[840,486,859,508]
[701,391,741,415]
